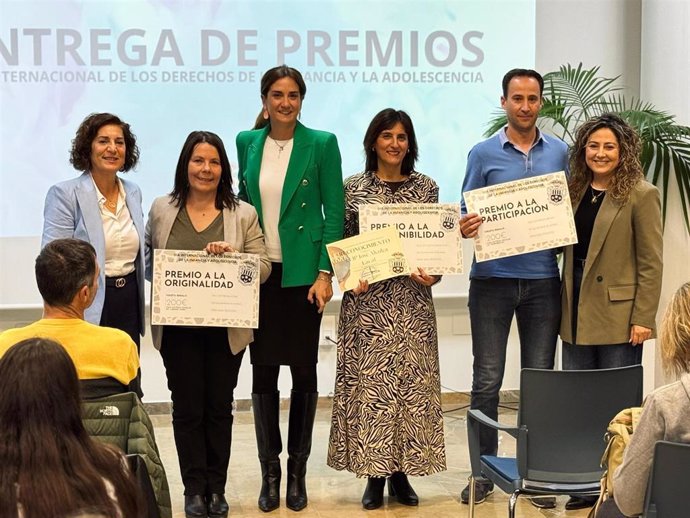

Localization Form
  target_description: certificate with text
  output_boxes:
[152,249,260,328]
[326,227,410,292]
[464,171,577,262]
[359,203,463,274]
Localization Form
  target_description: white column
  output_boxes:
[640,0,690,387]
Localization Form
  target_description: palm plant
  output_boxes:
[485,63,690,231]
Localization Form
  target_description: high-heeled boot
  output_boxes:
[285,391,318,511]
[361,477,385,509]
[252,392,282,512]
[387,471,419,506]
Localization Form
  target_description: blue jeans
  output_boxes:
[468,277,560,455]
[562,341,643,369]
[563,260,643,369]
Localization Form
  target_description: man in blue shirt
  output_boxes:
[459,69,568,507]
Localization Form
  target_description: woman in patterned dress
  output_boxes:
[327,108,446,510]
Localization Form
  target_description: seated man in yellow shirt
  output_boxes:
[0,238,139,398]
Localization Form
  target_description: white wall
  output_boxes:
[640,0,690,386]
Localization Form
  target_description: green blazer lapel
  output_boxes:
[245,128,269,224]
[280,122,313,218]
[584,194,622,278]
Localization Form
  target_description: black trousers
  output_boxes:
[101,271,142,396]
[161,326,244,495]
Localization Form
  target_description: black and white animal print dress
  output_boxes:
[327,171,446,477]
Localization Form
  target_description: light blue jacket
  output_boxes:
[41,172,146,335]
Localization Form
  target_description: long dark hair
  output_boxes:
[0,338,143,518]
[170,130,239,210]
[253,65,307,129]
[363,108,419,175]
[70,112,140,172]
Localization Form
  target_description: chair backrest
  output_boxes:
[642,440,690,518]
[518,365,643,484]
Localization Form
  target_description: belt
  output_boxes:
[106,271,136,288]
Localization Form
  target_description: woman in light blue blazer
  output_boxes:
[42,113,146,395]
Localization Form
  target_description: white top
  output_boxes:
[259,137,293,262]
[92,175,139,277]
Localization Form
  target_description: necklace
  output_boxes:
[268,136,291,158]
[590,185,606,204]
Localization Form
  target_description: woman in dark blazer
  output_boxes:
[560,113,663,509]
[42,112,146,395]
[146,131,271,518]
[236,65,344,513]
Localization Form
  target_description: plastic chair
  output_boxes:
[642,440,690,518]
[467,366,643,518]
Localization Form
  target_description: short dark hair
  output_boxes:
[363,108,419,175]
[253,65,307,129]
[36,239,97,307]
[502,68,544,97]
[170,131,238,210]
[70,113,140,172]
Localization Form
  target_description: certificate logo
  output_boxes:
[440,209,458,230]
[238,261,258,285]
[389,252,407,275]
[547,184,565,204]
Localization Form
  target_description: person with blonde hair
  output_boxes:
[612,282,690,517]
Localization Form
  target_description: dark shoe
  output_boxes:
[565,495,598,510]
[387,472,419,506]
[529,496,557,509]
[460,480,494,504]
[252,393,283,512]
[258,460,281,512]
[184,495,207,518]
[285,391,318,512]
[362,477,385,510]
[207,494,229,518]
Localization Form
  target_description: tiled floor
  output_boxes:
[150,402,591,518]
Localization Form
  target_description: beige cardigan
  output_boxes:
[145,195,271,354]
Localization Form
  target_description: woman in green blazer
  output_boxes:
[235,65,344,513]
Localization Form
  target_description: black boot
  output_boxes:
[362,477,385,510]
[285,391,318,512]
[388,472,419,506]
[252,392,282,512]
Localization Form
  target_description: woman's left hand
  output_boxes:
[307,273,333,313]
[629,325,653,346]
[411,267,440,287]
[204,241,235,255]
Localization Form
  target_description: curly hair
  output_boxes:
[0,338,143,518]
[70,113,140,172]
[568,113,643,205]
[660,282,690,378]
